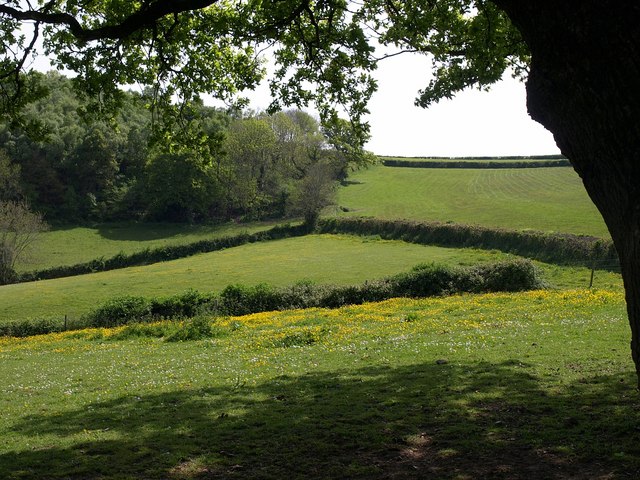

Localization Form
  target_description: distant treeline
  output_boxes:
[381,157,571,169]
[317,218,618,270]
[1,71,365,224]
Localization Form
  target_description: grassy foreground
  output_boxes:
[1,289,638,479]
[336,165,608,237]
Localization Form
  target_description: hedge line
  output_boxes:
[381,159,572,169]
[381,155,567,161]
[317,217,618,269]
[15,223,310,284]
[1,259,540,337]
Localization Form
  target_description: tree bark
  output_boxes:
[493,0,640,383]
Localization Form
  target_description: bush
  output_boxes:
[220,283,283,316]
[391,263,460,297]
[317,217,619,269]
[150,289,217,319]
[382,159,571,169]
[319,280,393,308]
[470,259,539,292]
[0,317,65,337]
[276,280,326,310]
[84,295,152,328]
[165,316,215,342]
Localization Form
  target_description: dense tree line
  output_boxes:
[0,71,362,224]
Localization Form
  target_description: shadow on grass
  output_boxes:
[96,222,219,242]
[44,222,194,242]
[3,361,640,479]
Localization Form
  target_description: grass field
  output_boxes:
[1,289,637,479]
[1,234,623,325]
[1,157,633,478]
[21,221,274,272]
[0,234,514,323]
[336,165,609,237]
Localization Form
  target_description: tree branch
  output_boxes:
[0,0,221,42]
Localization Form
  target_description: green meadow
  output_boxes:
[23,221,273,272]
[1,290,636,479]
[0,234,514,323]
[336,164,608,237]
[1,232,623,325]
[1,159,636,479]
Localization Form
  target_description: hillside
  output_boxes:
[336,164,608,237]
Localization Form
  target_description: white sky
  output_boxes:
[364,53,560,157]
[241,51,560,158]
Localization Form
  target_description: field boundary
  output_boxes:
[381,159,571,169]
[8,217,619,286]
[381,154,567,160]
[317,217,618,269]
[0,259,539,337]
[14,223,309,285]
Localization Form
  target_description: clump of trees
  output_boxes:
[0,72,368,225]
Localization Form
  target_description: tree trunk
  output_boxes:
[493,1,640,382]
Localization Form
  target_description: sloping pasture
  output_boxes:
[336,165,608,237]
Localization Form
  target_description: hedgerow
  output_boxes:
[0,258,541,337]
[317,218,618,269]
[381,159,571,169]
[14,223,309,284]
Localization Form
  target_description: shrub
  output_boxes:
[470,259,540,292]
[381,159,571,169]
[319,280,393,308]
[317,217,619,269]
[84,295,152,328]
[0,317,65,337]
[220,283,283,316]
[276,280,324,309]
[391,263,459,297]
[150,289,217,318]
[165,316,215,342]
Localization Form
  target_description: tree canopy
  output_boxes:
[1,1,529,143]
[0,71,356,222]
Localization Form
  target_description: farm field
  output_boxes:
[0,234,516,324]
[22,221,274,272]
[1,289,637,479]
[0,232,623,326]
[336,164,609,237]
[1,157,634,479]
